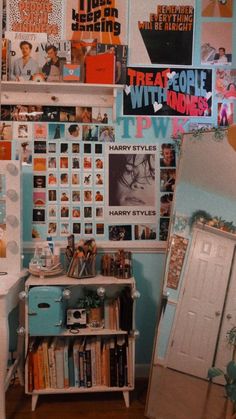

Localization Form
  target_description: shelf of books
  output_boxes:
[24,274,136,410]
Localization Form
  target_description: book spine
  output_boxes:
[42,339,50,388]
[72,340,80,387]
[85,348,92,388]
[63,339,69,388]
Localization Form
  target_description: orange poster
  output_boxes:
[65,0,127,44]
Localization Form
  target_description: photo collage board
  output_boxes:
[1,0,235,246]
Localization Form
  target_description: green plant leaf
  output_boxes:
[226,384,236,402]
[207,367,225,379]
[227,361,236,381]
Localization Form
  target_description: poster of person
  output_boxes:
[201,22,233,65]
[6,1,64,43]
[201,0,233,17]
[134,224,157,240]
[106,144,158,223]
[217,102,234,127]
[0,122,12,141]
[123,67,212,117]
[129,0,195,65]
[109,225,132,241]
[215,69,236,100]
[65,0,128,44]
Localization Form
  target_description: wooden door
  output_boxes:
[167,228,235,379]
[214,250,236,373]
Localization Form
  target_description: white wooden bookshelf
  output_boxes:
[24,274,137,411]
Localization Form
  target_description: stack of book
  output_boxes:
[27,335,133,391]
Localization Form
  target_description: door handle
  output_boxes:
[215,311,221,316]
[226,314,232,320]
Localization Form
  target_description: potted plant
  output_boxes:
[83,289,104,328]
[208,327,236,418]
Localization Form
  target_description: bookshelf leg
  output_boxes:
[31,394,39,411]
[122,391,130,408]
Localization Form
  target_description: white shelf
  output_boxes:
[26,274,135,287]
[31,328,129,337]
[27,385,134,395]
[0,82,124,121]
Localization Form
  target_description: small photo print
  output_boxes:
[99,126,115,142]
[109,225,132,241]
[65,123,82,140]
[72,206,81,218]
[60,190,70,202]
[48,189,57,202]
[71,172,80,185]
[73,222,81,235]
[72,156,80,169]
[160,169,176,193]
[60,106,76,122]
[215,69,236,100]
[48,172,57,186]
[159,218,170,241]
[16,140,32,165]
[217,102,234,126]
[32,224,46,239]
[33,157,47,171]
[48,142,57,153]
[84,190,92,202]
[160,193,173,217]
[83,173,92,186]
[72,142,80,153]
[160,144,176,167]
[96,223,104,235]
[201,22,233,65]
[48,123,65,140]
[34,175,46,189]
[60,156,69,169]
[95,157,104,170]
[13,122,32,140]
[83,156,92,170]
[60,222,70,236]
[95,190,104,202]
[92,107,112,124]
[60,205,70,218]
[60,142,69,154]
[82,125,99,141]
[48,222,57,236]
[72,190,80,202]
[202,0,233,17]
[95,143,103,154]
[34,140,47,154]
[48,205,57,219]
[33,123,48,139]
[42,106,60,121]
[76,106,92,123]
[84,222,93,235]
[60,172,69,186]
[0,141,12,159]
[48,156,57,169]
[95,173,103,186]
[84,143,91,154]
[33,191,46,206]
[84,206,92,218]
[95,207,104,219]
[32,208,45,223]
[134,224,157,240]
[0,122,12,141]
